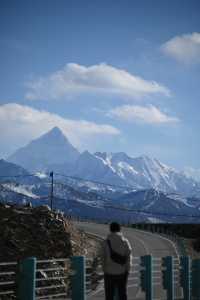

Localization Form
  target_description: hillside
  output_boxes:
[0,203,98,262]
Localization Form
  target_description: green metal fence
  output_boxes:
[1,255,200,299]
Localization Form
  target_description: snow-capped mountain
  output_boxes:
[94,152,200,196]
[7,127,80,172]
[2,126,200,223]
[114,189,198,215]
[1,180,200,223]
[72,151,125,186]
[6,127,200,196]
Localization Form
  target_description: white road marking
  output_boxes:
[134,229,180,258]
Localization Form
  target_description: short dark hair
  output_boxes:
[110,222,121,233]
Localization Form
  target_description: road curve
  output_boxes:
[75,222,180,300]
[76,222,179,257]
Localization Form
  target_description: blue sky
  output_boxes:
[0,0,200,173]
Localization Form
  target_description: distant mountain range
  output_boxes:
[1,127,200,223]
[0,170,200,223]
[7,126,200,196]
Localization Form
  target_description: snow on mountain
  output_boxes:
[1,175,200,223]
[0,183,38,205]
[0,181,166,222]
[72,151,125,186]
[2,183,39,199]
[7,127,80,172]
[94,152,200,196]
[166,193,194,208]
[5,127,200,197]
[2,125,200,223]
[113,188,200,222]
[112,154,174,189]
[35,172,48,179]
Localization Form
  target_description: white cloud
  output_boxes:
[0,103,120,156]
[161,32,200,64]
[183,167,200,182]
[108,105,180,124]
[25,63,170,100]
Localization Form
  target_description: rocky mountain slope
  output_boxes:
[1,178,200,223]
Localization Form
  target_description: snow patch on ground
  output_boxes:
[3,183,39,199]
[167,193,194,208]
[75,198,103,208]
[35,172,47,179]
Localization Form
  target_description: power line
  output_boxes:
[54,172,135,191]
[1,171,200,220]
[103,204,200,219]
[0,174,38,178]
[51,179,200,220]
[0,171,136,191]
[0,183,49,200]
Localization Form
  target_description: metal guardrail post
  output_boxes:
[18,257,36,300]
[192,258,200,299]
[71,256,86,300]
[162,256,174,300]
[140,255,153,300]
[180,256,191,300]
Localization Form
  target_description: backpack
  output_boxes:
[107,239,128,265]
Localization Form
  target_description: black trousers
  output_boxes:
[104,272,128,300]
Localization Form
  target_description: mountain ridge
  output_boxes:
[5,127,200,196]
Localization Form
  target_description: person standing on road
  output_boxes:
[101,222,132,300]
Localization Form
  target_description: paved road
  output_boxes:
[75,222,182,300]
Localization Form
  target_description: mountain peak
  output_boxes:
[49,126,63,135]
[8,127,80,171]
[37,127,67,144]
[80,151,97,161]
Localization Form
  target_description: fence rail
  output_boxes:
[0,260,17,300]
[0,255,200,300]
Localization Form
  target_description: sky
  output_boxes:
[0,0,200,175]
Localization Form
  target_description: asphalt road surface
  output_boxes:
[75,222,182,300]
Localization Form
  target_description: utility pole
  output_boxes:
[50,171,54,210]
